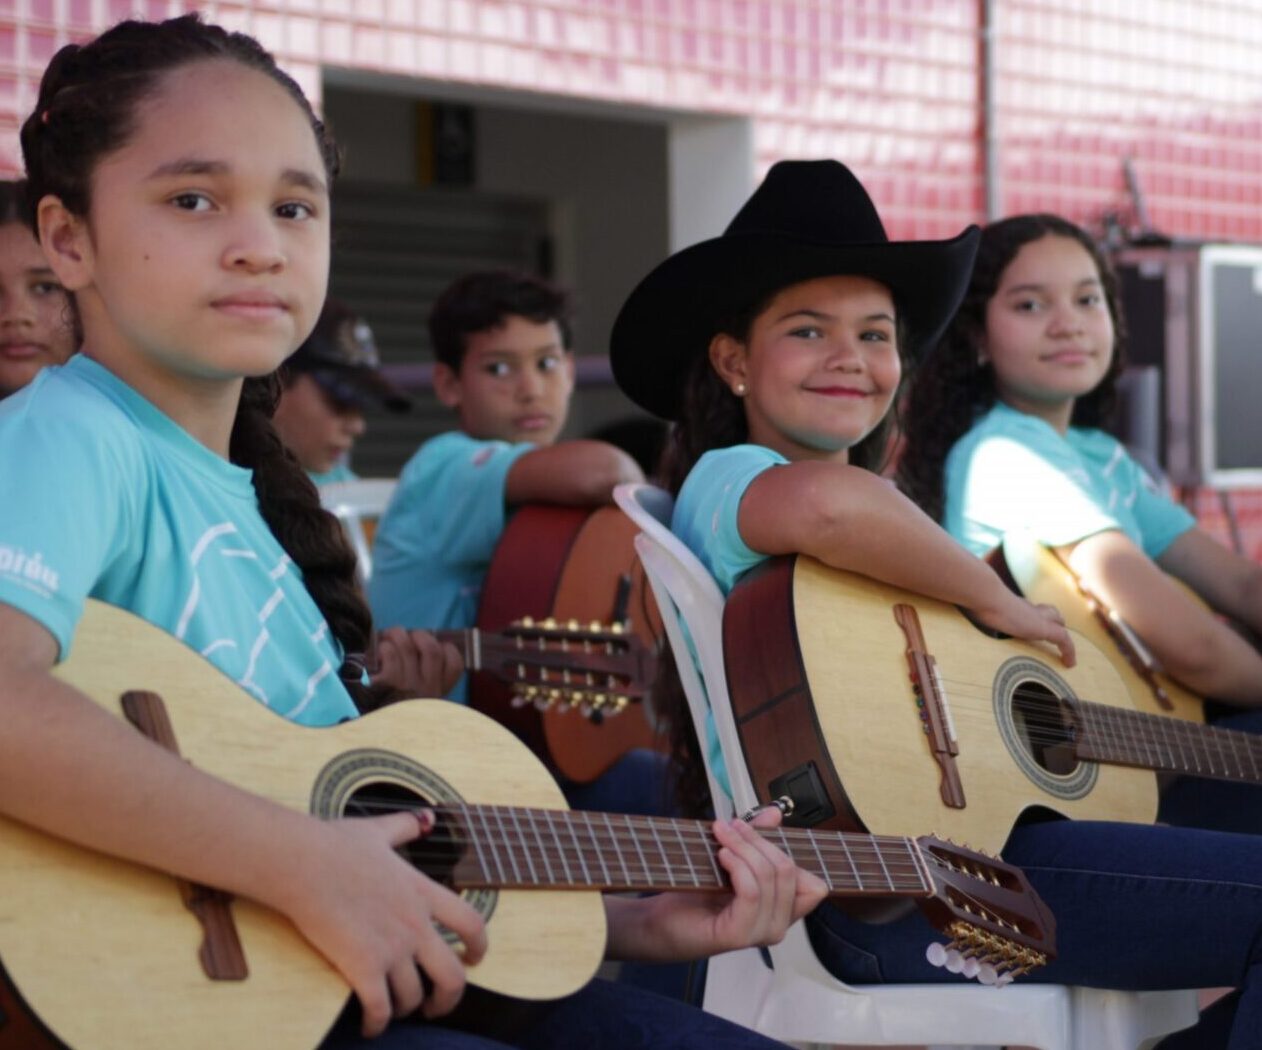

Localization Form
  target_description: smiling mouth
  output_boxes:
[807,386,869,398]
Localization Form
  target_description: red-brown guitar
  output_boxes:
[471,504,667,782]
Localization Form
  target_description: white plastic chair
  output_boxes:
[319,477,397,583]
[613,481,1199,1050]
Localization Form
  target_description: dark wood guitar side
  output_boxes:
[473,504,666,783]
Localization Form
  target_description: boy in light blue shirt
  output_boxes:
[369,272,643,701]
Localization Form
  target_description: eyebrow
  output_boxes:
[774,308,896,324]
[1003,277,1102,295]
[146,157,328,196]
[476,342,563,358]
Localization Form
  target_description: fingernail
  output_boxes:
[414,809,436,834]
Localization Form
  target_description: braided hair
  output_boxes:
[897,214,1125,525]
[20,16,375,693]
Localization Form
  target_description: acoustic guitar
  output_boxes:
[473,504,667,783]
[0,600,1055,1050]
[994,532,1205,724]
[723,555,1163,856]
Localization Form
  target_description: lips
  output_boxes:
[0,342,44,360]
[806,385,870,399]
[211,292,289,319]
[514,415,553,431]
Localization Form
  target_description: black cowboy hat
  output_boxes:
[610,159,979,420]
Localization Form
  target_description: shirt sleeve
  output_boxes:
[949,429,1121,555]
[1125,459,1196,558]
[673,445,785,594]
[0,395,136,657]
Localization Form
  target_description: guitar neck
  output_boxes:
[1076,700,1262,785]
[434,629,484,672]
[431,804,933,898]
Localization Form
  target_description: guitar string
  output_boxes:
[890,674,1258,768]
[329,799,946,885]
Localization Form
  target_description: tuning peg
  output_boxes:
[510,693,529,708]
[519,616,535,628]
[925,942,948,968]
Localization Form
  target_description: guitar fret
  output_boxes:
[624,814,651,884]
[542,809,575,885]
[602,812,632,886]
[582,811,613,885]
[494,808,525,884]
[672,820,700,887]
[646,819,678,888]
[475,806,508,884]
[527,810,556,885]
[508,807,541,885]
[809,831,836,891]
[565,812,595,886]
[700,824,724,885]
[460,804,492,883]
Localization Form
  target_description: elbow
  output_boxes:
[1158,628,1233,688]
[581,447,645,503]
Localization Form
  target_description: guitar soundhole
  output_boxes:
[343,782,465,888]
[1010,682,1077,777]
[992,656,1098,800]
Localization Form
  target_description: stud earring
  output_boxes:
[733,382,747,396]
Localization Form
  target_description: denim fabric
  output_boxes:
[319,978,789,1050]
[806,818,1262,1049]
[559,747,677,818]
[1157,704,1262,835]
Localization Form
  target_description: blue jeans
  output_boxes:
[806,818,1262,1049]
[319,977,788,1049]
[1158,704,1262,834]
[559,747,676,817]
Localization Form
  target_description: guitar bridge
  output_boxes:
[893,605,966,809]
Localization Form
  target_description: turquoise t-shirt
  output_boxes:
[309,462,357,487]
[367,431,534,702]
[672,444,789,797]
[0,356,359,727]
[944,401,1196,559]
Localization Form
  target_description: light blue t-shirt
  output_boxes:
[672,444,789,797]
[309,461,357,487]
[0,356,359,727]
[944,402,1196,559]
[368,431,534,702]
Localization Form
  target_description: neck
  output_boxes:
[746,421,851,466]
[997,393,1075,435]
[83,345,244,457]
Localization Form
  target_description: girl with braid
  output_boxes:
[0,15,823,1050]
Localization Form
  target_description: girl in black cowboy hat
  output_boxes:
[612,162,1262,1048]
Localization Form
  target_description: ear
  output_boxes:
[432,361,462,410]
[37,195,93,292]
[708,332,748,394]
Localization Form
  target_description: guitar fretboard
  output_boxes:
[432,804,934,897]
[1075,701,1262,784]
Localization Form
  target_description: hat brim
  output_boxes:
[611,225,979,420]
[311,368,413,414]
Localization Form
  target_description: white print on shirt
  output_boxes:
[0,544,61,597]
[178,525,332,710]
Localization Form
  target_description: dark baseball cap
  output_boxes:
[287,299,412,414]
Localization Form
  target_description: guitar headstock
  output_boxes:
[484,617,657,720]
[914,835,1057,985]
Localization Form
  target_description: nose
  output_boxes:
[343,411,367,437]
[824,335,863,371]
[516,366,544,401]
[0,288,34,327]
[1047,301,1084,336]
[222,211,285,274]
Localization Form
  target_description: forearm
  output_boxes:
[0,670,321,911]
[602,894,707,963]
[505,441,644,507]
[771,466,1014,614]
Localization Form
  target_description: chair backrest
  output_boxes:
[318,477,398,584]
[613,483,757,816]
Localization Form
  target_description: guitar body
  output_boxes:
[0,602,604,1050]
[724,557,1160,856]
[475,505,665,783]
[999,534,1206,724]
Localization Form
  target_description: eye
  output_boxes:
[30,280,63,298]
[787,325,823,339]
[170,192,213,212]
[276,200,317,221]
[1079,292,1104,308]
[485,361,512,378]
[860,327,892,343]
[538,354,563,373]
[1013,298,1043,313]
